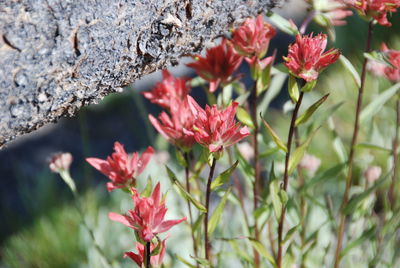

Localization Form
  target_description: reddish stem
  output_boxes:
[389,98,400,207]
[204,157,217,262]
[333,21,373,268]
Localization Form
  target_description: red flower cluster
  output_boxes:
[231,15,276,59]
[345,0,400,26]
[86,142,154,192]
[187,39,243,92]
[369,43,400,82]
[284,33,340,82]
[149,97,196,150]
[124,239,167,267]
[109,182,186,242]
[143,70,190,109]
[187,96,250,153]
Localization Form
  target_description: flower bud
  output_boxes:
[364,166,382,184]
[299,154,321,175]
[49,152,73,173]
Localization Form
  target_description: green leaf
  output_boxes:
[364,51,391,66]
[266,11,299,36]
[309,101,344,130]
[340,226,375,258]
[343,171,391,214]
[235,91,251,106]
[288,128,319,175]
[301,80,317,92]
[304,163,346,191]
[355,143,392,153]
[141,176,153,197]
[295,94,329,126]
[339,55,361,88]
[211,161,239,190]
[166,166,207,212]
[258,72,287,122]
[288,75,299,103]
[360,83,400,124]
[192,214,204,233]
[248,238,277,267]
[283,225,299,244]
[208,188,231,235]
[176,255,196,268]
[262,117,288,153]
[228,240,253,263]
[269,163,282,221]
[191,256,210,267]
[190,76,207,87]
[175,150,187,167]
[236,107,255,129]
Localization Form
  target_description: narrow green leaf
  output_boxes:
[248,238,277,267]
[269,163,282,221]
[176,255,196,268]
[236,107,255,129]
[228,240,253,263]
[360,83,400,124]
[208,188,232,235]
[283,225,299,244]
[235,91,251,106]
[339,55,361,87]
[295,94,329,126]
[175,150,187,167]
[288,128,319,175]
[262,117,288,153]
[310,101,344,130]
[364,51,391,66]
[166,166,207,212]
[141,176,153,197]
[192,214,204,233]
[288,75,299,103]
[211,161,239,190]
[355,143,392,153]
[343,171,391,214]
[304,163,346,190]
[266,11,299,36]
[191,256,210,267]
[340,227,375,258]
[190,76,207,87]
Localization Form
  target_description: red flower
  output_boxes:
[86,142,154,192]
[142,70,190,109]
[381,43,400,82]
[231,15,276,59]
[283,33,340,82]
[124,239,167,267]
[149,97,196,150]
[108,182,186,241]
[187,96,250,153]
[345,0,400,26]
[187,39,243,92]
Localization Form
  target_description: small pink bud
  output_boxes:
[364,166,382,184]
[299,154,321,175]
[49,152,73,173]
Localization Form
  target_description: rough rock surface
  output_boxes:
[0,0,279,147]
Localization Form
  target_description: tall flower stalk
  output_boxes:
[204,157,217,261]
[333,21,374,268]
[389,97,400,208]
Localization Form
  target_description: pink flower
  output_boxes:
[186,96,250,153]
[231,15,276,59]
[86,142,154,192]
[149,98,196,150]
[324,7,353,26]
[283,33,340,82]
[108,182,186,241]
[187,39,243,92]
[142,70,190,109]
[124,239,167,267]
[49,152,73,173]
[344,0,400,26]
[381,43,400,82]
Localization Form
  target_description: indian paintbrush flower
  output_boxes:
[86,142,154,192]
[186,96,250,154]
[187,39,243,93]
[368,43,400,82]
[49,152,73,173]
[108,182,186,241]
[230,15,276,59]
[344,0,400,26]
[284,33,340,82]
[149,97,196,150]
[143,70,190,109]
[124,239,167,267]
